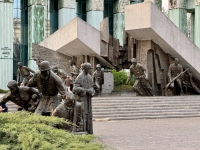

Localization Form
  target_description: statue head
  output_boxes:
[69,60,76,66]
[174,58,179,65]
[131,58,137,66]
[52,66,58,74]
[31,94,38,102]
[81,62,91,75]
[64,91,75,107]
[96,64,101,71]
[7,80,18,94]
[38,61,51,79]
[17,62,22,68]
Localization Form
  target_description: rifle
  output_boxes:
[166,68,189,89]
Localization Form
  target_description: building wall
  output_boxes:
[0,1,13,90]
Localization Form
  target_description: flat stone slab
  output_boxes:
[39,17,113,68]
[125,2,200,80]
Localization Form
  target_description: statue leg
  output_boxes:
[176,79,184,95]
[133,79,143,96]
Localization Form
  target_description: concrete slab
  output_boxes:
[125,2,200,80]
[39,17,113,68]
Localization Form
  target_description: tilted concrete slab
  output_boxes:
[125,2,200,79]
[39,17,113,68]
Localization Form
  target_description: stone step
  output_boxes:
[93,108,200,115]
[92,96,200,120]
[93,111,200,118]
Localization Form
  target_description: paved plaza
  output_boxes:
[93,117,200,150]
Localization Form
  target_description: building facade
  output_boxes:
[0,0,200,90]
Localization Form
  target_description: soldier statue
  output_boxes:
[17,62,35,85]
[167,58,184,95]
[27,61,72,115]
[73,62,95,134]
[0,80,39,111]
[69,60,79,75]
[92,64,104,96]
[52,92,83,132]
[52,66,68,83]
[126,58,154,96]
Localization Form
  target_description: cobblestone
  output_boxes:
[93,117,200,150]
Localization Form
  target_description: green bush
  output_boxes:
[0,89,9,93]
[114,85,133,91]
[0,112,105,150]
[111,69,134,87]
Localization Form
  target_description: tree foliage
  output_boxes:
[111,69,134,87]
[0,112,105,150]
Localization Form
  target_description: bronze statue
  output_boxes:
[92,64,104,96]
[182,68,200,94]
[69,60,79,75]
[27,61,71,115]
[52,92,83,132]
[28,94,40,112]
[52,66,68,83]
[73,62,95,134]
[0,80,39,111]
[126,58,154,96]
[167,58,184,95]
[17,62,35,85]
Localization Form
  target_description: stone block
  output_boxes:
[39,17,113,68]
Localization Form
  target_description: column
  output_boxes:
[113,0,130,46]
[195,2,200,48]
[50,0,58,34]
[21,0,28,66]
[28,0,45,70]
[58,0,76,28]
[86,0,104,30]
[168,0,187,35]
[0,0,13,90]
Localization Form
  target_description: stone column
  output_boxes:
[113,0,130,46]
[195,1,200,48]
[21,0,28,66]
[0,0,13,89]
[144,0,162,10]
[58,0,76,28]
[168,0,187,35]
[86,0,104,30]
[28,0,45,70]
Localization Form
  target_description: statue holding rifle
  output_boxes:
[167,58,185,95]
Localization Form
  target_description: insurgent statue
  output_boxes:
[0,80,39,111]
[28,94,40,112]
[27,61,72,115]
[167,58,184,95]
[17,62,35,85]
[92,64,104,96]
[52,92,83,132]
[126,58,154,96]
[69,60,79,75]
[182,68,200,94]
[52,66,68,83]
[73,62,95,134]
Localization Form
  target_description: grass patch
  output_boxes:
[0,89,9,93]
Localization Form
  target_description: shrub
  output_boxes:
[0,112,105,150]
[111,69,134,87]
[0,89,9,93]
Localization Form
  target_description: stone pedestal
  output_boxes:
[86,0,103,30]
[28,0,45,71]
[58,0,76,28]
[0,0,13,90]
[113,0,130,46]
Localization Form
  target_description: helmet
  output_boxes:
[39,61,51,71]
[7,80,18,88]
[17,62,22,66]
[96,64,101,68]
[131,58,137,63]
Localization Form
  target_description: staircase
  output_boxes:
[92,96,200,120]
